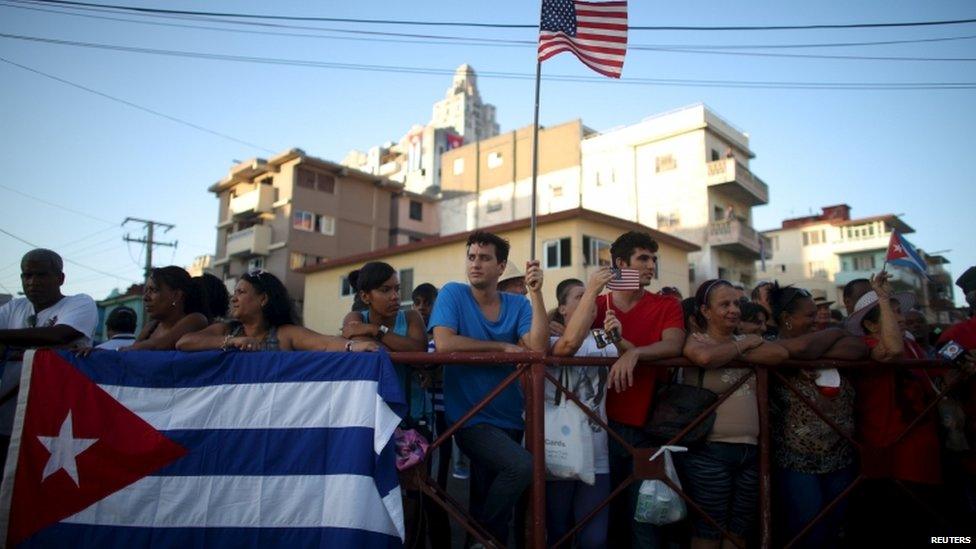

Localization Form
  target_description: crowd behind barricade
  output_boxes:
[2,231,975,548]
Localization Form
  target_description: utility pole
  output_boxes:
[123,217,177,280]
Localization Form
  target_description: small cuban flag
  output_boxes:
[885,230,929,278]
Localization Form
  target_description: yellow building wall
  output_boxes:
[303,218,693,333]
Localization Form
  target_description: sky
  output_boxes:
[0,0,974,305]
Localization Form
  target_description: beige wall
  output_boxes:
[303,217,693,333]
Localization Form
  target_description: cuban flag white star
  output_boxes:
[37,411,98,486]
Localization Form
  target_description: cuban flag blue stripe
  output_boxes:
[21,524,402,548]
[60,350,403,397]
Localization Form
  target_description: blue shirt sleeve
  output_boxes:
[428,282,462,333]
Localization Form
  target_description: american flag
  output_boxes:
[538,0,628,78]
[607,268,641,291]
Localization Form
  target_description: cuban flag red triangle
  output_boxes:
[0,350,187,546]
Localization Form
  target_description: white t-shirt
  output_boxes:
[546,335,617,474]
[0,294,97,435]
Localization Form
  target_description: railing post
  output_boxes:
[526,359,547,548]
[756,366,772,549]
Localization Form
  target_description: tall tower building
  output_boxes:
[431,64,499,141]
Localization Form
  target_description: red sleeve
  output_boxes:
[863,335,879,349]
[661,296,685,332]
[937,324,960,346]
[592,294,607,330]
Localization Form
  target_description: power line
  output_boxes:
[0,56,276,153]
[0,225,136,282]
[20,0,976,31]
[2,34,975,90]
[5,2,976,63]
[0,182,115,224]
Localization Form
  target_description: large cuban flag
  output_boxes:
[0,349,406,548]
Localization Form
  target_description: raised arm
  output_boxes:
[552,268,612,357]
[520,260,549,353]
[175,322,231,351]
[126,313,209,351]
[866,272,903,362]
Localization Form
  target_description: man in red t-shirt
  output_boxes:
[592,231,685,548]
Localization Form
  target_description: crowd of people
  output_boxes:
[2,229,975,548]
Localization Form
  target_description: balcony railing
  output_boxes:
[708,219,766,258]
[706,158,769,206]
[225,225,271,257]
[228,185,274,218]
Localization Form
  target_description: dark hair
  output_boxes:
[659,286,682,299]
[466,231,510,263]
[150,266,206,315]
[22,248,64,273]
[240,270,297,327]
[830,309,844,322]
[105,305,137,334]
[681,297,699,333]
[740,302,768,324]
[769,282,812,325]
[411,283,438,303]
[751,281,773,302]
[843,278,871,300]
[348,262,397,312]
[610,231,658,267]
[195,273,229,320]
[694,279,734,329]
[550,278,584,325]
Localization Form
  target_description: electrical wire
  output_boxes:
[2,34,974,89]
[0,56,276,153]
[19,0,976,31]
[0,226,136,281]
[0,182,115,224]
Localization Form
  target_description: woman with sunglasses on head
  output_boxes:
[681,279,787,549]
[126,266,209,350]
[767,283,866,548]
[177,270,376,352]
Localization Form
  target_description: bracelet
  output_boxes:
[221,334,232,351]
[732,340,744,356]
[345,341,354,352]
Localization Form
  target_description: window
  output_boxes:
[297,169,316,189]
[292,210,314,231]
[595,167,614,187]
[486,200,503,213]
[807,261,828,278]
[289,252,308,270]
[247,257,265,271]
[853,255,876,271]
[718,267,729,280]
[711,149,720,161]
[551,184,564,198]
[399,268,414,305]
[802,229,826,246]
[317,174,335,194]
[582,236,611,266]
[296,169,334,193]
[315,214,335,236]
[713,206,725,222]
[657,211,680,229]
[340,276,354,297]
[452,158,464,175]
[409,200,423,221]
[655,154,676,173]
[487,151,503,169]
[771,235,780,251]
[544,238,572,268]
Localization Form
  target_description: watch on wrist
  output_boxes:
[377,325,389,338]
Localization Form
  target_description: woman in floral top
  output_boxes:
[767,284,867,548]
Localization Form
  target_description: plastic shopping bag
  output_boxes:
[634,445,688,525]
[544,372,595,485]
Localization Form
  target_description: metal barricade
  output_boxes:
[389,352,963,548]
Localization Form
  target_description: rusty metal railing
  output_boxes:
[389,352,963,548]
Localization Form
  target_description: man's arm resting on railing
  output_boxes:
[608,327,686,393]
[0,325,84,348]
[822,334,869,360]
[432,326,523,353]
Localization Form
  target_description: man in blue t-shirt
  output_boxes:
[428,230,548,544]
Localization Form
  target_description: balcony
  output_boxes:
[705,158,769,206]
[226,225,271,258]
[228,185,274,218]
[708,219,767,259]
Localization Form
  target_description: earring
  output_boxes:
[784,320,792,330]
[171,301,177,307]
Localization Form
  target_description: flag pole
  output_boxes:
[529,59,542,262]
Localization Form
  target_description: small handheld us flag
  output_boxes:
[607,268,641,291]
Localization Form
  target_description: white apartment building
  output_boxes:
[758,204,920,301]
[438,104,771,289]
[342,64,498,195]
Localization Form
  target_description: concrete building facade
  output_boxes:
[438,104,771,290]
[209,149,439,312]
[300,208,699,334]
